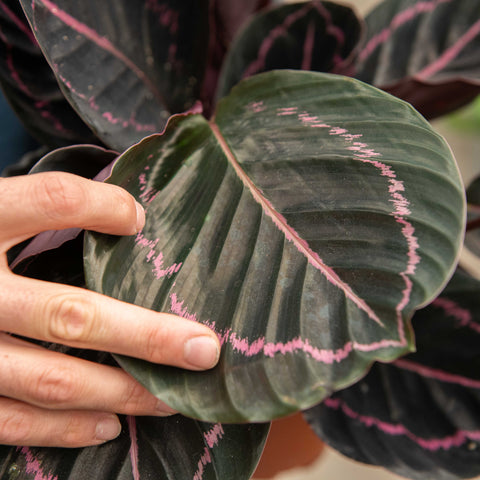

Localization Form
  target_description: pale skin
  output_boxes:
[0,172,220,448]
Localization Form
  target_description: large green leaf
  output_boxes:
[355,0,480,119]
[18,0,210,151]
[304,270,480,480]
[85,70,465,423]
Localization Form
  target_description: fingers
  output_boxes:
[0,173,145,249]
[0,397,122,448]
[0,333,174,417]
[0,272,221,371]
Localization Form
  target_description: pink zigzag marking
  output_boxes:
[324,397,480,451]
[18,447,57,480]
[432,297,480,334]
[35,0,164,104]
[394,358,480,389]
[193,423,225,480]
[170,293,401,363]
[127,416,140,480]
[87,96,157,133]
[247,101,266,113]
[135,232,182,279]
[209,122,384,328]
[358,0,453,63]
[297,110,421,347]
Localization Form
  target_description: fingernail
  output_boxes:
[184,336,220,370]
[135,202,145,232]
[95,415,121,442]
[156,399,177,416]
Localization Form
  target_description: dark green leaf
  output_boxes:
[466,176,480,207]
[19,0,210,151]
[355,0,480,119]
[0,0,97,147]
[85,70,465,423]
[201,0,271,113]
[0,346,268,480]
[217,0,362,99]
[304,270,480,480]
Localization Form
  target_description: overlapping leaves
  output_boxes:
[304,270,480,480]
[216,0,361,99]
[18,0,211,151]
[85,70,465,423]
[0,0,96,147]
[355,0,480,118]
[0,348,268,480]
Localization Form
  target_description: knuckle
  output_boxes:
[34,173,87,220]
[0,406,32,445]
[32,365,79,406]
[45,293,96,343]
[143,327,168,364]
[120,380,151,413]
[60,415,88,447]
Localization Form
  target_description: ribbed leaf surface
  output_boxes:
[355,0,480,118]
[216,0,361,99]
[85,70,465,422]
[304,271,480,480]
[0,0,96,147]
[18,0,210,151]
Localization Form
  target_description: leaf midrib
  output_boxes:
[209,120,384,328]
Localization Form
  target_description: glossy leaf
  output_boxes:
[354,0,480,119]
[216,0,362,99]
[0,347,268,480]
[85,70,465,423]
[303,270,480,480]
[18,0,210,151]
[0,0,97,147]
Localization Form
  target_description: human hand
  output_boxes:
[0,172,220,448]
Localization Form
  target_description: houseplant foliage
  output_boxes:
[0,1,478,480]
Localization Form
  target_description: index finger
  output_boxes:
[0,172,144,250]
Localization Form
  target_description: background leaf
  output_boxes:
[216,0,362,99]
[201,0,270,113]
[19,0,210,151]
[0,348,268,480]
[303,270,480,480]
[0,0,97,147]
[354,0,480,119]
[85,71,465,423]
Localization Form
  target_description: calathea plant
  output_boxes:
[0,0,479,479]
